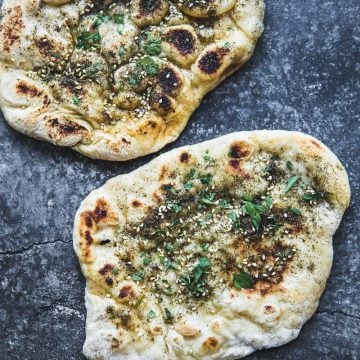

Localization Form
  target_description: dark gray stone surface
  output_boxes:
[0,0,359,359]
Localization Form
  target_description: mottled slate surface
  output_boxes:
[0,0,359,359]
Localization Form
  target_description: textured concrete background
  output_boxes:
[0,1,359,359]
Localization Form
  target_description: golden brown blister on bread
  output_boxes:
[73,130,350,359]
[0,0,264,160]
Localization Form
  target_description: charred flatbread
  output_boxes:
[73,130,350,359]
[0,0,264,160]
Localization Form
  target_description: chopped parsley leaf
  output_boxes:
[144,33,162,56]
[241,199,269,231]
[76,30,100,50]
[233,271,254,289]
[73,96,81,106]
[228,211,241,229]
[183,182,193,190]
[119,47,126,58]
[113,14,125,24]
[290,207,302,216]
[286,160,294,170]
[112,267,119,275]
[201,192,217,205]
[285,175,301,193]
[92,14,110,28]
[164,308,174,323]
[200,243,209,251]
[302,190,327,202]
[146,310,156,320]
[181,257,210,297]
[131,271,145,282]
[200,173,212,185]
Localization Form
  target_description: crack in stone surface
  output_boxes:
[317,308,360,321]
[0,239,71,256]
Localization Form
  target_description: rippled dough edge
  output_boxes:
[0,0,265,161]
[73,130,350,359]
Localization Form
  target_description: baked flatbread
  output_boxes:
[0,0,264,160]
[73,130,350,359]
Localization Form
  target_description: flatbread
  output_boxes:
[73,130,350,359]
[0,0,264,160]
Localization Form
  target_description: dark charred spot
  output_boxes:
[59,77,80,95]
[229,159,239,169]
[148,121,157,129]
[180,152,190,163]
[165,29,195,55]
[111,338,120,349]
[198,48,229,75]
[16,81,43,98]
[3,5,23,52]
[131,200,142,207]
[91,200,108,222]
[139,0,161,14]
[99,264,114,275]
[34,37,57,59]
[229,142,251,159]
[84,230,93,245]
[264,305,275,313]
[105,277,114,286]
[48,118,87,137]
[150,90,173,114]
[120,311,132,329]
[122,137,131,145]
[119,285,136,299]
[157,67,182,95]
[85,215,93,228]
[100,239,111,245]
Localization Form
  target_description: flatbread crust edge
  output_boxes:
[73,130,350,359]
[0,0,265,161]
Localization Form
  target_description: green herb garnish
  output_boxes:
[144,33,162,56]
[201,192,217,205]
[136,56,159,76]
[286,160,294,170]
[181,257,210,297]
[113,14,125,24]
[233,271,254,289]
[285,175,301,193]
[119,47,126,58]
[200,243,209,251]
[164,308,174,323]
[183,182,193,190]
[73,96,81,106]
[92,14,110,28]
[290,207,302,216]
[302,190,327,202]
[76,30,100,50]
[146,310,156,320]
[200,174,212,185]
[241,200,267,231]
[112,267,119,275]
[131,271,145,282]
[228,211,241,229]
